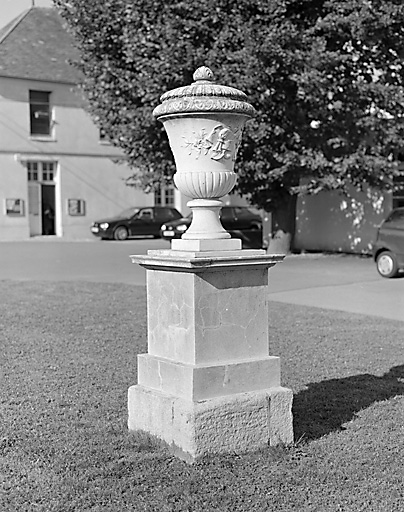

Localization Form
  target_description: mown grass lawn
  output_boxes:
[1,280,403,512]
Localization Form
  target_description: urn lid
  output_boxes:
[153,66,256,119]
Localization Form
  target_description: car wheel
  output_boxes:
[113,226,129,241]
[250,223,261,230]
[376,251,398,278]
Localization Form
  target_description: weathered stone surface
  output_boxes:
[128,250,293,460]
[128,384,294,462]
[146,264,271,365]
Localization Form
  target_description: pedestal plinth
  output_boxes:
[128,248,293,462]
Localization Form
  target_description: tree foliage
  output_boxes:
[55,0,404,249]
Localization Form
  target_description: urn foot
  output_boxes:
[182,199,231,240]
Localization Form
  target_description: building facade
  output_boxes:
[0,7,152,241]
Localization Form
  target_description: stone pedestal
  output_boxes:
[128,248,293,462]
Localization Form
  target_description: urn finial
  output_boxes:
[193,66,215,82]
[153,66,255,119]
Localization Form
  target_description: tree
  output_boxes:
[55,0,404,253]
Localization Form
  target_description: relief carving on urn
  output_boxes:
[182,124,243,162]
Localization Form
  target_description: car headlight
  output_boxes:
[161,224,167,231]
[100,222,109,229]
[176,224,188,232]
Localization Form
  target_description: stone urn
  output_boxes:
[153,66,255,240]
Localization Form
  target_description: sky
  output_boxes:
[0,0,53,29]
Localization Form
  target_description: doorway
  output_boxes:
[27,161,57,236]
[41,184,56,235]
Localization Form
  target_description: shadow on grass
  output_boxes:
[293,364,404,442]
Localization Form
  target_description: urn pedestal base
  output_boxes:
[128,249,294,462]
[171,237,241,251]
[128,384,293,463]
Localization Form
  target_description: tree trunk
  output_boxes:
[267,194,297,255]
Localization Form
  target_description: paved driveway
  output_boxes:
[269,254,404,322]
[0,239,402,321]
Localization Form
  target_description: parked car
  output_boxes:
[372,207,404,278]
[90,206,182,240]
[160,206,263,248]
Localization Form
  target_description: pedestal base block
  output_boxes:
[137,354,281,400]
[128,384,293,462]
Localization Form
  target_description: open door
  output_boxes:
[41,184,55,235]
[28,182,41,236]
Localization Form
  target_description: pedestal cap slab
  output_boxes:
[130,249,284,273]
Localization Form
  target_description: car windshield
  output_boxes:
[386,209,404,224]
[119,207,140,218]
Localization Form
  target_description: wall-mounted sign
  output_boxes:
[67,199,85,216]
[5,198,24,216]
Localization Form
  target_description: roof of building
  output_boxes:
[0,7,82,84]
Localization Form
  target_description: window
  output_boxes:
[154,186,175,206]
[393,196,404,208]
[29,90,51,136]
[155,208,175,220]
[221,207,234,220]
[387,209,404,223]
[138,208,153,220]
[27,161,39,181]
[165,188,175,206]
[27,161,55,182]
[42,162,55,181]
[393,175,404,209]
[154,189,162,205]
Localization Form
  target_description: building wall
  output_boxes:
[294,186,391,254]
[0,76,125,156]
[58,156,152,239]
[0,154,30,240]
[0,76,151,241]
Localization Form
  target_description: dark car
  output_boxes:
[91,206,182,240]
[372,207,404,278]
[160,206,263,248]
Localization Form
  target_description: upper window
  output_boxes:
[386,208,404,226]
[393,173,404,209]
[154,186,175,207]
[29,90,51,136]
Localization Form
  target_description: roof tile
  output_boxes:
[0,7,82,84]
